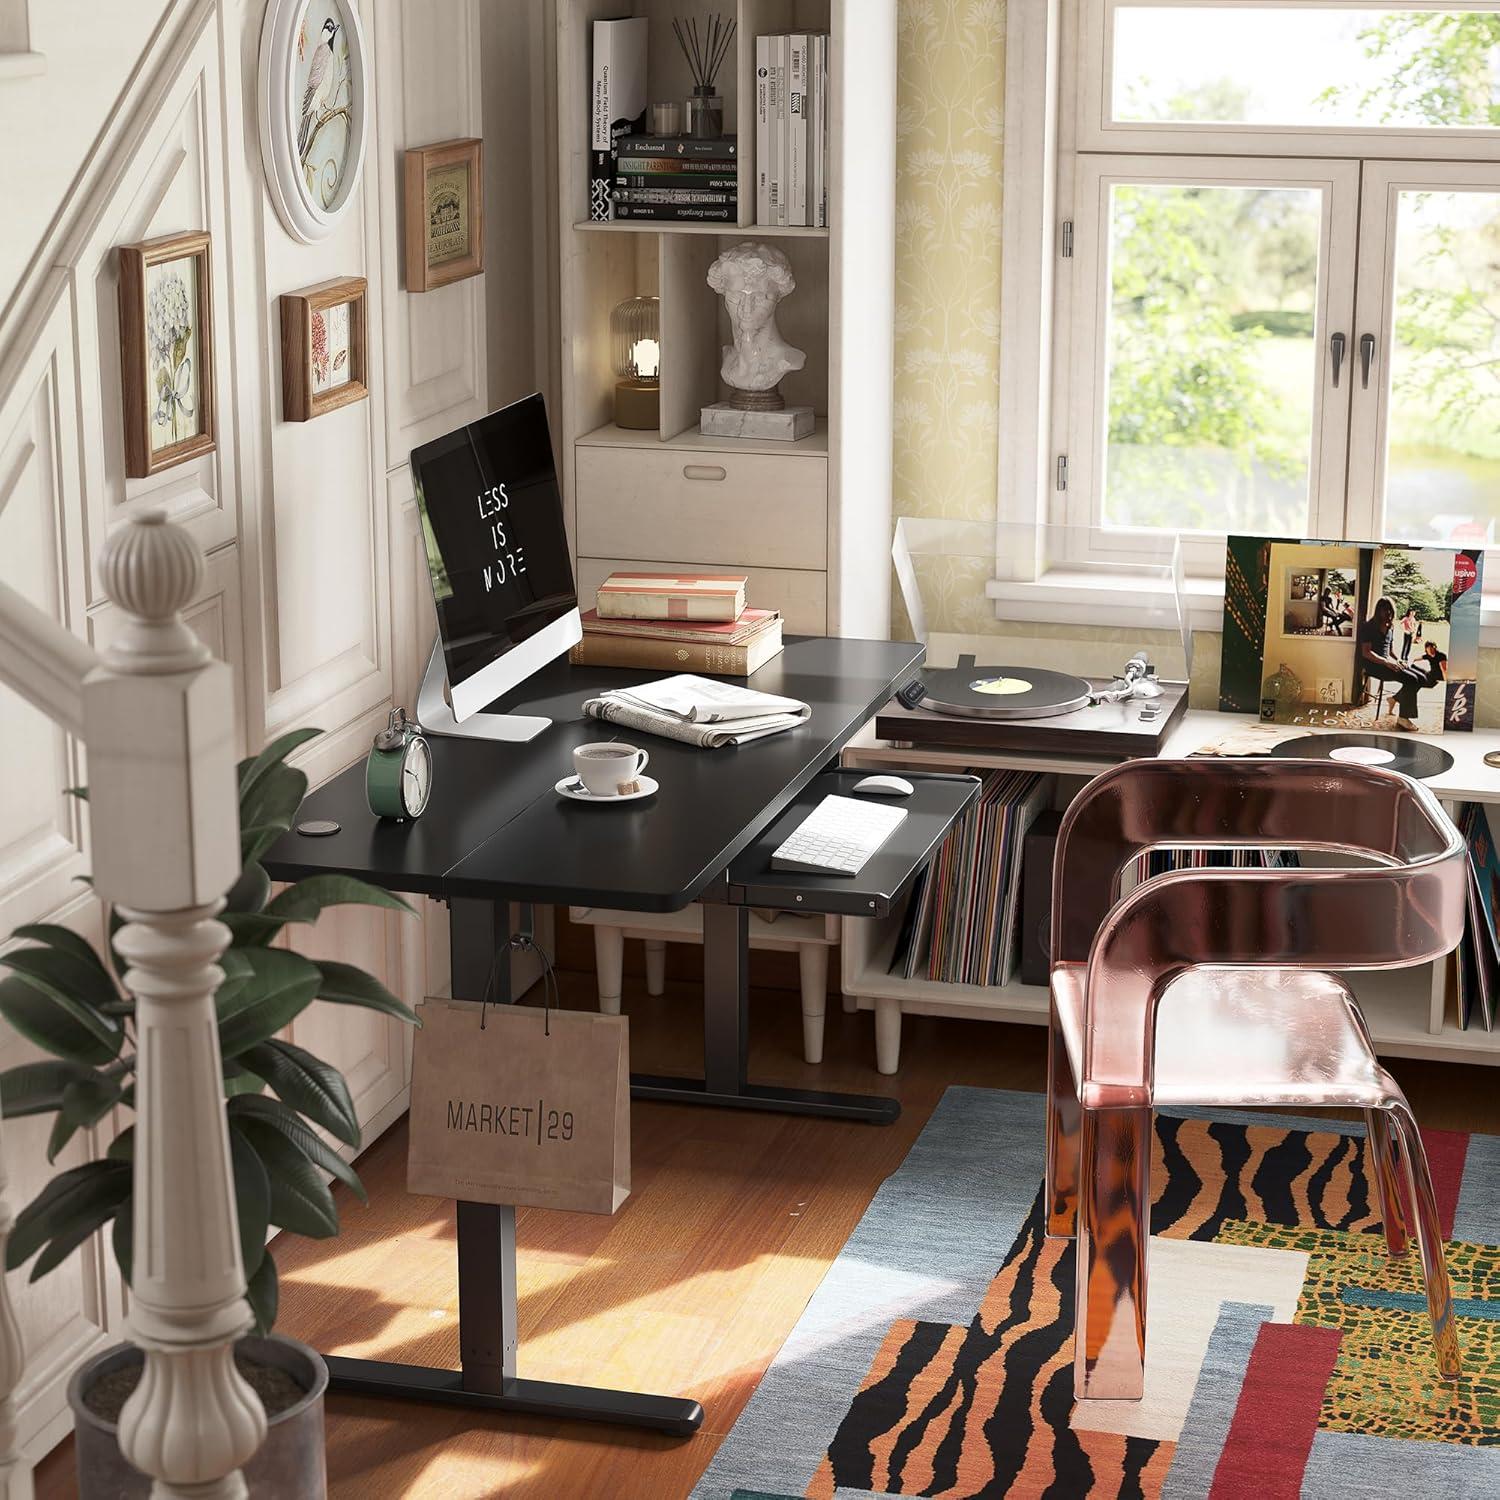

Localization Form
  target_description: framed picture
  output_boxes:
[404,138,484,292]
[279,275,368,422]
[117,231,215,478]
[258,0,370,244]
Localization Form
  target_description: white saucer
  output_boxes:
[555,774,659,805]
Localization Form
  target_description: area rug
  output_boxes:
[690,1087,1500,1499]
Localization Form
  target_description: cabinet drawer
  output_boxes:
[576,556,827,635]
[575,446,828,570]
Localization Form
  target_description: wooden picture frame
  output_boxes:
[118,231,216,479]
[279,275,369,421]
[404,138,484,292]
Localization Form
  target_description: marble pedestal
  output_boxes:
[700,402,815,442]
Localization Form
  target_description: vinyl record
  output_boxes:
[904,661,1092,721]
[1270,731,1453,780]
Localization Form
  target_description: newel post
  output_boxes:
[84,512,265,1499]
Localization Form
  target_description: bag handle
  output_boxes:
[479,930,560,1036]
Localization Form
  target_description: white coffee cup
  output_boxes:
[573,741,650,798]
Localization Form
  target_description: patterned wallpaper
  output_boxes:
[889,0,1500,720]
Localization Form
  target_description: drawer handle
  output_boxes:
[682,464,727,482]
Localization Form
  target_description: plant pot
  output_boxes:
[67,1334,328,1499]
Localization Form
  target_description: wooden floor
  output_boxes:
[35,955,1500,1499]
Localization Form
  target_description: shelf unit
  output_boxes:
[555,1,896,637]
[840,710,1500,1074]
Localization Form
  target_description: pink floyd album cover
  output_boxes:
[1220,536,1483,733]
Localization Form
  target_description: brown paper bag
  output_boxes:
[407,999,630,1214]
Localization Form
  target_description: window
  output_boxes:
[1026,1,1500,597]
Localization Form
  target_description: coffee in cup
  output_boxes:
[573,742,650,797]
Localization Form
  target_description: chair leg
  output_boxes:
[1046,1008,1080,1239]
[798,944,828,1064]
[874,996,901,1075]
[1385,1100,1462,1382]
[1364,1109,1409,1258]
[1075,1106,1151,1402]
[593,925,624,1016]
[644,939,666,997]
[841,992,857,1013]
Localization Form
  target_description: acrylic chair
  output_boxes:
[1045,757,1467,1402]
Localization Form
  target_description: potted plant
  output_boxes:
[0,729,419,1498]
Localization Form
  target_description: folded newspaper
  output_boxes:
[582,674,812,748]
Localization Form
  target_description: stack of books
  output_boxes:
[611,135,739,224]
[755,32,830,228]
[570,572,783,676]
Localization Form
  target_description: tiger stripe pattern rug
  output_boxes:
[690,1088,1500,1499]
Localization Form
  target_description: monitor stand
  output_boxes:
[416,641,552,744]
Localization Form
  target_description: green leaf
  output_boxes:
[45,1074,123,1164]
[215,948,321,1058]
[264,875,415,924]
[240,762,307,842]
[229,1124,271,1280]
[239,1038,359,1147]
[8,1161,130,1276]
[112,1194,132,1286]
[0,974,122,1066]
[230,1116,338,1238]
[220,912,287,948]
[65,786,88,803]
[238,728,322,804]
[311,961,420,1027]
[12,925,115,990]
[107,1126,134,1162]
[225,862,272,916]
[228,1093,367,1204]
[0,1060,108,1118]
[246,1249,279,1336]
[240,824,289,869]
[0,945,123,1036]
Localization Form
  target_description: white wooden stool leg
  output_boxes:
[841,992,857,1013]
[874,995,902,1075]
[644,938,667,996]
[799,944,829,1064]
[594,925,624,1015]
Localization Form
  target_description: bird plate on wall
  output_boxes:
[258,0,371,244]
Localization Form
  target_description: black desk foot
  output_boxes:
[326,1357,704,1437]
[631,1073,901,1124]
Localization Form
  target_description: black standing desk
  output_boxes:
[261,637,927,1437]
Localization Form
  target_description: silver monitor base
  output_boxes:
[416,642,552,743]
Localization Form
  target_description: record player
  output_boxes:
[880,651,1189,757]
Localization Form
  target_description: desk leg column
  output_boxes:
[702,903,750,1095]
[457,1203,517,1394]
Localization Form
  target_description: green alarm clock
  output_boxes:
[366,707,432,820]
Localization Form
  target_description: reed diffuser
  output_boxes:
[673,13,736,140]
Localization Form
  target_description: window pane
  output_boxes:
[1383,189,1500,545]
[1102,183,1321,533]
[1114,7,1500,130]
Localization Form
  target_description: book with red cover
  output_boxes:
[596,572,748,622]
[579,607,779,645]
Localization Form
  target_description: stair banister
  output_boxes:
[0,509,264,1498]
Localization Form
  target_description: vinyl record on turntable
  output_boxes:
[1269,731,1453,780]
[902,661,1092,721]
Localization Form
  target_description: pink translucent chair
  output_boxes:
[1046,757,1467,1401]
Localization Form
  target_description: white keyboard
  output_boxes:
[771,794,908,877]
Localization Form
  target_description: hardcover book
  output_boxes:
[596,572,749,622]
[590,19,649,222]
[612,202,736,222]
[571,617,783,677]
[615,135,737,159]
[579,606,779,644]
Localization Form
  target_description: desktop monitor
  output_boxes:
[410,394,581,742]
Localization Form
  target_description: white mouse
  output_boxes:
[853,774,914,797]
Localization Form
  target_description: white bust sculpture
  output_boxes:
[707,242,806,409]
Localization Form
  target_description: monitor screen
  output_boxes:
[410,394,576,703]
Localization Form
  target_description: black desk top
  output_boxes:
[262,637,923,912]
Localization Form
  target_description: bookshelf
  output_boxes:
[840,711,1500,1074]
[555,1,897,636]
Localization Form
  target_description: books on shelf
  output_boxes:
[612,202,737,222]
[570,607,784,677]
[590,19,649,222]
[614,188,735,207]
[756,31,829,228]
[615,135,737,159]
[607,136,739,221]
[597,572,748,622]
[1457,804,1500,1032]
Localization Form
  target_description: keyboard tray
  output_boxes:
[726,771,981,918]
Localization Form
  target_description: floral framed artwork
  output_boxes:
[117,231,215,478]
[279,276,368,422]
[257,0,370,244]
[404,138,485,292]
